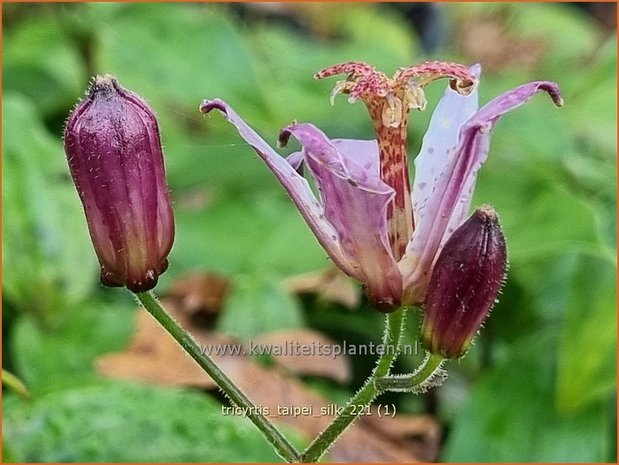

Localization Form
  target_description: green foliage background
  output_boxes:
[2,2,616,462]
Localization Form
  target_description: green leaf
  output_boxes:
[478,183,609,263]
[443,332,613,462]
[96,4,262,112]
[3,14,84,116]
[2,93,97,314]
[511,3,602,65]
[506,253,579,324]
[10,300,135,396]
[2,383,282,462]
[563,38,617,157]
[2,441,18,463]
[166,193,327,283]
[168,194,281,277]
[247,4,417,129]
[218,275,304,341]
[557,255,617,413]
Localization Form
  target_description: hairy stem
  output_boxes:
[300,308,407,462]
[374,353,445,393]
[134,291,300,462]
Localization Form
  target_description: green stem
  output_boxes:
[300,308,407,463]
[134,291,300,463]
[374,352,445,393]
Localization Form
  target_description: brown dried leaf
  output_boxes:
[457,15,547,72]
[285,268,360,309]
[97,304,234,389]
[253,329,352,384]
[166,272,230,322]
[362,409,442,462]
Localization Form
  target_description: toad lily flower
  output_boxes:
[200,61,562,312]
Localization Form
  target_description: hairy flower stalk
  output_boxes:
[422,205,507,358]
[64,75,174,292]
[201,61,562,313]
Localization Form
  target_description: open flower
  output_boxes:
[201,61,562,312]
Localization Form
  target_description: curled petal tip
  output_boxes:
[555,96,565,107]
[277,127,293,148]
[450,76,477,96]
[538,82,563,107]
[199,98,226,115]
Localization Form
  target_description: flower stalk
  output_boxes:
[134,293,443,463]
[134,291,301,463]
[300,308,406,462]
[374,353,445,393]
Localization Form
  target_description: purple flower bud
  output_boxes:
[421,205,507,358]
[63,75,174,293]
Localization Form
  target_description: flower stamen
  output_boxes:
[382,93,403,128]
[316,60,478,261]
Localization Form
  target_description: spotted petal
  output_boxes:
[411,64,481,255]
[400,77,562,304]
[280,125,402,311]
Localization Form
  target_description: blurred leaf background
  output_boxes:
[2,2,616,463]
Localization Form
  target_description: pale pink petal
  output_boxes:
[400,78,562,304]
[280,124,402,311]
[411,64,481,255]
[200,99,354,277]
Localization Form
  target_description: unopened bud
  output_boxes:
[63,75,174,292]
[421,205,507,358]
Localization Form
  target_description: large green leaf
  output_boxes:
[96,4,262,112]
[557,255,616,413]
[2,93,97,314]
[2,11,84,116]
[10,300,135,396]
[165,192,328,283]
[475,181,609,263]
[247,3,418,127]
[511,3,602,65]
[443,332,613,462]
[2,383,282,462]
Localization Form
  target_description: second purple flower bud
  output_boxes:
[421,205,507,358]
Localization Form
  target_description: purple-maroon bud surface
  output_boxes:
[64,75,174,293]
[421,205,507,358]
